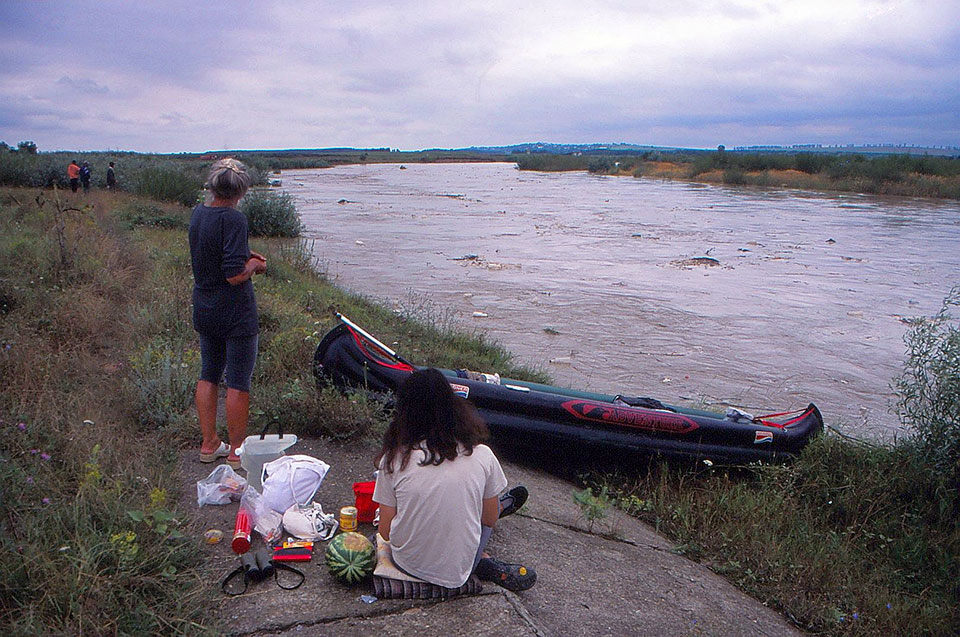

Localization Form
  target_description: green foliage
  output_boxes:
[240,188,303,237]
[128,338,199,429]
[17,140,37,154]
[134,166,203,207]
[896,286,960,478]
[115,201,190,230]
[573,485,611,532]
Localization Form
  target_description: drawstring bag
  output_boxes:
[260,455,330,513]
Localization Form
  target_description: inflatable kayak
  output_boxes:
[313,316,823,464]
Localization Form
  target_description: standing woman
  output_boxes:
[190,158,266,469]
[373,368,535,591]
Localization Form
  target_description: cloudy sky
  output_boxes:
[1,0,957,153]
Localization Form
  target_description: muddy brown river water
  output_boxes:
[285,163,960,439]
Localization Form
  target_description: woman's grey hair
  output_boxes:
[206,158,252,200]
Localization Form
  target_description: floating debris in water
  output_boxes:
[543,327,560,335]
[472,311,488,318]
[451,254,479,261]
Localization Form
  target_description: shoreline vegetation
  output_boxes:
[513,151,960,200]
[1,155,958,634]
[2,145,959,202]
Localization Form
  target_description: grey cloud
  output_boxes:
[56,76,110,95]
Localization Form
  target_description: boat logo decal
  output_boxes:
[449,383,470,399]
[753,431,774,444]
[561,400,699,435]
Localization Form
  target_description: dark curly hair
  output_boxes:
[377,368,489,473]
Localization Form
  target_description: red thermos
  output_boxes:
[232,508,251,554]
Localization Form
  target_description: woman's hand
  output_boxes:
[226,257,266,285]
[250,251,267,274]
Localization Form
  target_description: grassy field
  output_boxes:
[1,181,956,635]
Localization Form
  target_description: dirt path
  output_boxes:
[180,438,801,636]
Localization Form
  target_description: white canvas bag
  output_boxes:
[260,454,330,513]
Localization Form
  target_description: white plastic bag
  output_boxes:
[240,484,283,544]
[260,454,330,513]
[196,464,247,507]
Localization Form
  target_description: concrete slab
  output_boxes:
[179,436,800,637]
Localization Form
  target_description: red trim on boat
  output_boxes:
[561,399,700,435]
[346,326,415,372]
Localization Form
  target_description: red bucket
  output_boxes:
[352,481,377,523]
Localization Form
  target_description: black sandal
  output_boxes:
[498,485,528,519]
[475,557,537,591]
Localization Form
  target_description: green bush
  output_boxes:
[896,286,960,479]
[240,189,303,237]
[134,167,203,207]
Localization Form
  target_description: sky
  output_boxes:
[1,0,958,153]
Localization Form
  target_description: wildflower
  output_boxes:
[852,612,859,620]
[25,476,33,484]
[40,452,51,461]
[42,497,50,505]
[886,603,892,610]
[29,449,39,454]
[17,422,26,431]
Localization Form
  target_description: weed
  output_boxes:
[572,485,611,533]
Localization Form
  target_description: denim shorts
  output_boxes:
[199,333,258,392]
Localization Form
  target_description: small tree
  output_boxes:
[17,141,38,154]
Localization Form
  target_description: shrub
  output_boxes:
[895,286,960,479]
[134,167,203,207]
[240,188,303,237]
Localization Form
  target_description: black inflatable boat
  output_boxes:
[313,316,823,464]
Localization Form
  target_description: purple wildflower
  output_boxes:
[40,452,50,461]
[42,497,50,505]
[26,476,34,484]
[17,422,26,431]
[29,449,39,454]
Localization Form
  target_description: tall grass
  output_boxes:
[0,189,207,634]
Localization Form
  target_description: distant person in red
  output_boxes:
[67,160,80,192]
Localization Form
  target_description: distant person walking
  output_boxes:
[106,162,117,190]
[67,160,80,192]
[79,161,91,193]
[190,158,266,469]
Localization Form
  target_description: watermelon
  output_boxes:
[325,532,375,584]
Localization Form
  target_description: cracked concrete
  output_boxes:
[180,437,801,636]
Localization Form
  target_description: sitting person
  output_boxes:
[373,368,534,592]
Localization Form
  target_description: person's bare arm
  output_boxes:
[481,496,499,529]
[378,504,397,541]
[226,257,265,285]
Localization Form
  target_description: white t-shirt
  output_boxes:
[373,443,508,588]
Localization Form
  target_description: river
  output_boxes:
[284,162,960,438]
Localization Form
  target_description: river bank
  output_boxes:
[515,153,960,200]
[1,184,956,635]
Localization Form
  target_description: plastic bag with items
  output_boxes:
[197,464,248,507]
[240,484,284,544]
